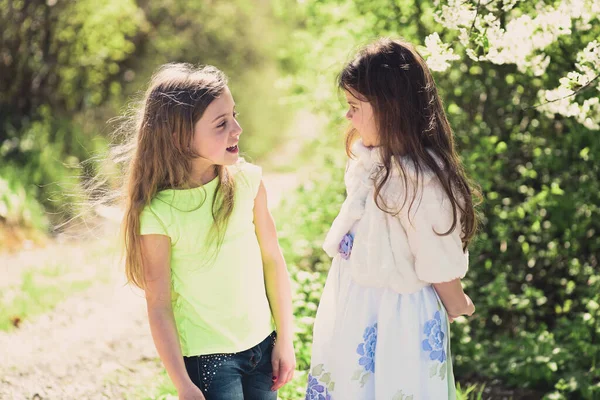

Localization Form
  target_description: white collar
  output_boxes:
[350,139,439,184]
[351,139,384,166]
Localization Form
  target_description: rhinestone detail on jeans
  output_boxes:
[199,353,232,392]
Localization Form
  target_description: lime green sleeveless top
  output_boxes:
[139,161,273,356]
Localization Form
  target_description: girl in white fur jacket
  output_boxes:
[306,38,480,400]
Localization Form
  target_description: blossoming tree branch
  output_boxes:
[420,0,600,130]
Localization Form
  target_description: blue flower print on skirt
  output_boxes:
[306,373,332,400]
[422,311,446,363]
[338,232,354,260]
[352,322,378,387]
[357,323,377,373]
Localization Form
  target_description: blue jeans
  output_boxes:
[184,332,278,400]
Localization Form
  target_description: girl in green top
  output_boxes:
[119,63,295,400]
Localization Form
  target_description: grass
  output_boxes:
[148,373,178,400]
[101,357,175,400]
[0,240,115,332]
[120,366,176,400]
[0,267,92,331]
[457,383,486,400]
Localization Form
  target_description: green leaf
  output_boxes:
[392,390,404,400]
[580,147,590,159]
[430,363,438,377]
[311,364,324,377]
[359,372,370,387]
[438,362,447,380]
[550,182,564,195]
[495,141,507,153]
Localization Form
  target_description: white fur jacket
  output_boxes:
[322,140,469,294]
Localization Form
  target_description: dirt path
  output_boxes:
[0,271,159,399]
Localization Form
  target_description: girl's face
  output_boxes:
[345,89,379,147]
[193,86,242,166]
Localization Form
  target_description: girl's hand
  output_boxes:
[271,338,296,391]
[178,383,206,400]
[464,294,475,316]
[448,294,475,323]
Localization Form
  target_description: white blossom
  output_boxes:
[434,0,477,29]
[579,97,600,129]
[432,0,599,129]
[530,55,551,77]
[434,0,596,75]
[422,32,460,72]
[501,0,522,12]
[458,28,470,47]
[537,40,599,127]
[465,48,480,62]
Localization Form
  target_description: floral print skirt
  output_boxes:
[306,257,457,400]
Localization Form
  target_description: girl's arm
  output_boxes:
[397,179,475,322]
[141,234,205,400]
[432,279,475,322]
[253,180,296,391]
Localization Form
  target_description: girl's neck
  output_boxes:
[188,162,218,188]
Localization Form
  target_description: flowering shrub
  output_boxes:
[423,0,600,128]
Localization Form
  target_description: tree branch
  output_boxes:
[470,0,482,34]
[526,74,600,110]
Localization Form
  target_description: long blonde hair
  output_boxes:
[114,63,235,289]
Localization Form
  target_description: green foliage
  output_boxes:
[444,59,600,399]
[0,0,144,117]
[0,167,46,231]
[0,0,145,226]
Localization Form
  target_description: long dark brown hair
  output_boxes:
[117,63,236,288]
[339,38,481,250]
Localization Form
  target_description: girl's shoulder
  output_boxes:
[140,196,173,236]
[232,158,261,176]
[381,150,448,204]
[231,159,262,197]
[386,151,438,187]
